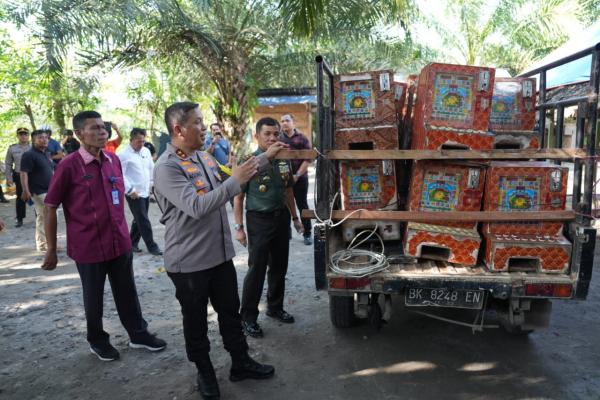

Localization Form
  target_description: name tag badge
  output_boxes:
[112,189,120,205]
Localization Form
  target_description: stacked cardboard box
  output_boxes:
[411,63,496,150]
[334,70,406,241]
[490,78,540,149]
[403,161,486,266]
[482,162,571,273]
[404,62,495,265]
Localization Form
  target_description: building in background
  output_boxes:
[253,88,316,145]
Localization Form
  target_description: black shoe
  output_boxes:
[0,198,8,203]
[196,359,220,400]
[242,321,263,338]
[90,342,120,361]
[14,219,23,228]
[303,236,312,246]
[132,245,142,253]
[230,353,275,382]
[129,333,167,351]
[149,248,163,256]
[266,309,295,323]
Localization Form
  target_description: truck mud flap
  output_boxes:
[574,227,596,299]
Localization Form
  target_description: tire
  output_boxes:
[329,294,355,328]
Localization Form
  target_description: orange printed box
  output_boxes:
[334,70,398,129]
[340,160,397,210]
[404,223,481,266]
[483,232,571,273]
[335,125,399,150]
[411,63,496,150]
[482,162,568,237]
[490,77,537,132]
[407,161,486,229]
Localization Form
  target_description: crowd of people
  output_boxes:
[0,104,313,400]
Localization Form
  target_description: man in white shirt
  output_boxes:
[118,128,162,256]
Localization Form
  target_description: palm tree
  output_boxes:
[5,0,135,130]
[423,0,589,74]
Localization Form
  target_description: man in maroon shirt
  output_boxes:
[41,110,166,362]
[278,114,312,245]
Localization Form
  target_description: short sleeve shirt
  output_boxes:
[104,136,122,153]
[44,148,132,263]
[204,135,231,166]
[243,149,294,212]
[278,129,310,175]
[19,148,54,194]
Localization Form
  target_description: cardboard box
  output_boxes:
[335,125,399,150]
[412,63,496,150]
[407,161,486,229]
[334,70,398,129]
[483,162,568,237]
[490,78,537,132]
[493,130,540,150]
[404,222,481,266]
[340,160,397,210]
[483,232,571,273]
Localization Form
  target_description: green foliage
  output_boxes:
[427,0,591,74]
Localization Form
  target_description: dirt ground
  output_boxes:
[1,170,599,400]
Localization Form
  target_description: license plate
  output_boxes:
[405,287,485,309]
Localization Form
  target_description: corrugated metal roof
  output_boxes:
[258,95,317,106]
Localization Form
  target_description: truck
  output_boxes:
[306,43,599,334]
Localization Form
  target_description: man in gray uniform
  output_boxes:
[5,127,31,227]
[154,102,288,400]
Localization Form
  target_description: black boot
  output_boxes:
[195,356,220,400]
[229,352,275,382]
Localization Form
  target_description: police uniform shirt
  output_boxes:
[242,148,294,212]
[5,143,31,177]
[153,143,271,273]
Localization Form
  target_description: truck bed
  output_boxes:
[327,259,576,299]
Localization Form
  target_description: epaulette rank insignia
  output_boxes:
[175,148,188,159]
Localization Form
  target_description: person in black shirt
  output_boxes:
[61,129,81,154]
[20,130,54,251]
[143,140,157,161]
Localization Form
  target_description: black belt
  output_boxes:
[247,209,289,217]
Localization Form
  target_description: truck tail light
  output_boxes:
[329,277,370,290]
[525,283,572,298]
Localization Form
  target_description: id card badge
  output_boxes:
[112,189,120,205]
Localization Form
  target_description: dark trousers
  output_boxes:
[13,172,26,220]
[241,209,290,322]
[0,183,5,201]
[126,196,158,250]
[168,261,248,362]
[293,175,312,238]
[75,251,148,346]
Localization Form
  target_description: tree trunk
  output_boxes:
[24,103,36,131]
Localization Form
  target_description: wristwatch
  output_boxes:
[234,223,244,231]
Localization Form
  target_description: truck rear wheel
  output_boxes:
[329,294,355,328]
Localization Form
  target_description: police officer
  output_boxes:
[5,127,31,227]
[154,102,288,400]
[233,117,303,338]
